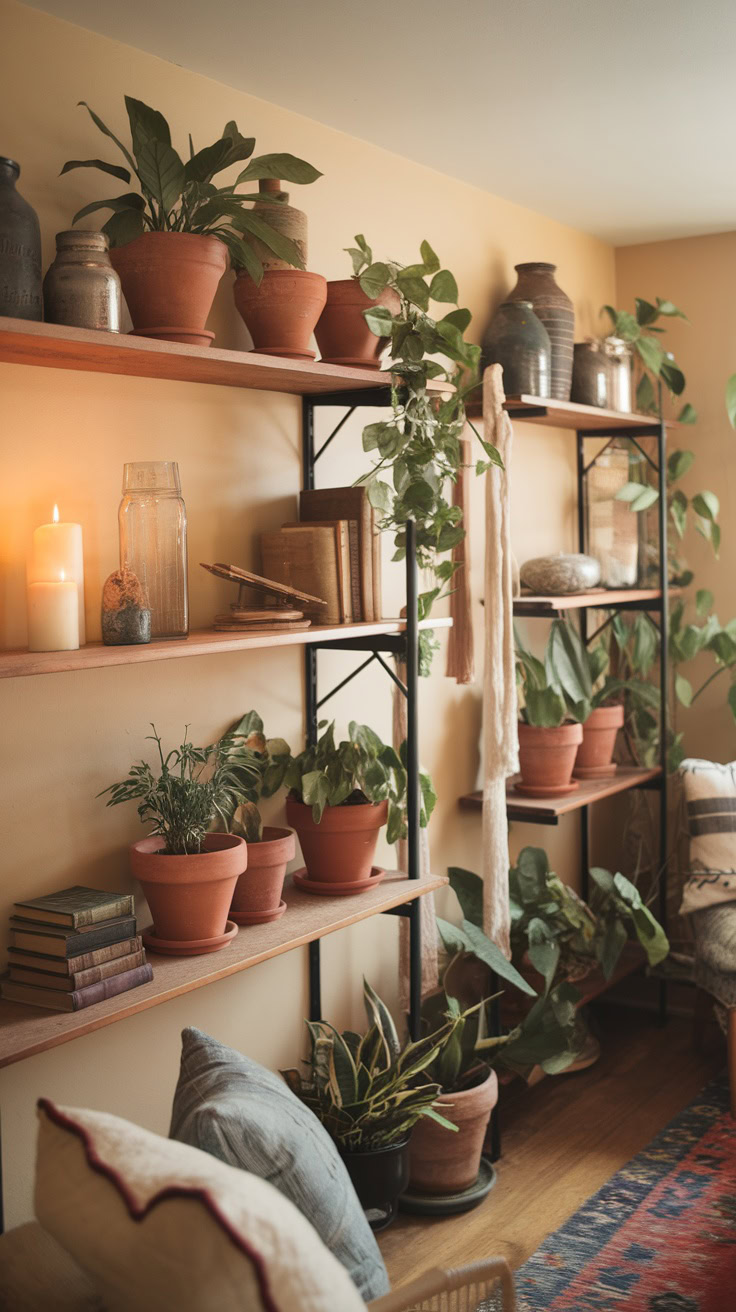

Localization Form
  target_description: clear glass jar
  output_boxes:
[119,462,188,639]
[586,442,641,587]
[603,336,633,413]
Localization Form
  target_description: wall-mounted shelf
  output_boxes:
[514,588,677,617]
[466,392,672,431]
[0,871,445,1070]
[459,766,662,825]
[0,618,451,681]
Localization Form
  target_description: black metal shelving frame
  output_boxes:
[301,390,424,1041]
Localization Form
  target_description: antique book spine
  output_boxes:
[13,887,134,927]
[7,936,142,974]
[299,488,374,621]
[8,949,146,991]
[8,916,137,958]
[0,963,154,1011]
[261,527,341,625]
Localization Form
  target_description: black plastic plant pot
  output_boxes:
[340,1138,410,1231]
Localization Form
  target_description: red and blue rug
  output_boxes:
[513,1074,736,1311]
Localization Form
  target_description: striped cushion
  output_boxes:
[680,758,736,914]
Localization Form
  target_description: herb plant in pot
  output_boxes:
[314,234,401,367]
[545,619,625,780]
[283,720,435,895]
[100,723,262,954]
[282,979,460,1230]
[515,633,582,796]
[62,98,320,346]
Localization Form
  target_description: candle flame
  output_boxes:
[52,504,59,524]
[60,569,66,582]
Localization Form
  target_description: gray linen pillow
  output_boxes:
[169,1026,390,1303]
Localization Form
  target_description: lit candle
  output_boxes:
[29,505,85,644]
[27,569,80,652]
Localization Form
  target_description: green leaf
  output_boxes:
[363,305,394,337]
[524,687,566,727]
[634,297,659,326]
[229,210,305,268]
[125,97,171,161]
[527,917,560,992]
[447,867,484,929]
[359,262,391,299]
[458,919,538,996]
[60,158,131,184]
[660,359,685,396]
[428,270,458,303]
[678,402,697,424]
[366,480,392,512]
[669,489,687,539]
[692,490,719,521]
[616,481,648,503]
[636,335,664,376]
[636,372,656,413]
[675,674,693,707]
[696,589,714,617]
[184,139,233,185]
[667,449,694,482]
[420,240,440,273]
[72,192,145,225]
[101,208,146,247]
[235,153,322,185]
[656,299,688,319]
[440,307,472,334]
[726,375,736,428]
[546,619,593,705]
[728,684,736,723]
[633,614,658,677]
[77,101,136,172]
[397,271,429,311]
[135,138,184,214]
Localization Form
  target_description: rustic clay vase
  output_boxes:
[574,703,624,779]
[110,232,227,346]
[246,178,308,271]
[286,796,388,885]
[508,262,574,401]
[234,269,327,360]
[315,280,400,367]
[480,300,551,397]
[408,1069,498,1196]
[130,832,246,951]
[229,826,295,924]
[340,1139,410,1231]
[516,721,583,796]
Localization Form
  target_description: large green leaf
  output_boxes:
[363,979,401,1061]
[235,153,322,185]
[524,687,566,727]
[547,619,592,705]
[135,138,184,215]
[526,917,560,992]
[359,262,391,299]
[72,192,145,225]
[229,210,305,268]
[458,919,537,996]
[60,158,131,184]
[667,449,695,482]
[636,335,664,375]
[101,208,146,247]
[447,867,484,928]
[125,95,171,157]
[77,101,136,172]
[428,270,458,303]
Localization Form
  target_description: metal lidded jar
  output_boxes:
[43,230,122,331]
[603,335,633,413]
[571,339,609,408]
[0,156,42,320]
[119,462,189,640]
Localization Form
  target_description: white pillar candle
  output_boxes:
[27,575,79,652]
[29,505,85,644]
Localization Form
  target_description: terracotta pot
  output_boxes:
[315,280,400,367]
[574,703,624,779]
[233,269,327,360]
[408,1070,498,1196]
[130,832,246,947]
[516,720,583,796]
[230,826,295,924]
[340,1139,409,1231]
[110,232,227,346]
[286,796,388,885]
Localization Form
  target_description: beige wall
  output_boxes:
[0,0,616,1225]
[616,233,736,762]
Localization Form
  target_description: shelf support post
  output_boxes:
[657,407,669,1026]
[303,396,322,1022]
[577,430,591,899]
[405,519,422,1041]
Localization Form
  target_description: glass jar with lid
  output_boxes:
[118,462,188,639]
[586,442,646,587]
[603,336,633,413]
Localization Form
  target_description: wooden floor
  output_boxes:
[379,1005,724,1288]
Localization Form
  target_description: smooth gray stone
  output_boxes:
[520,553,601,595]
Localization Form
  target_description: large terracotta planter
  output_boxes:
[286,796,388,886]
[110,232,227,346]
[130,832,246,953]
[341,1139,410,1231]
[574,703,624,779]
[408,1070,498,1196]
[315,280,400,367]
[516,720,583,796]
[229,826,295,924]
[233,269,327,360]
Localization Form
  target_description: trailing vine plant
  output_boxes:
[345,237,501,666]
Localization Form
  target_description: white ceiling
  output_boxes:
[25,0,736,245]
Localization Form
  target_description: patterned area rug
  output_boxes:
[512,1074,736,1311]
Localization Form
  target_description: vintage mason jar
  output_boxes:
[43,230,121,331]
[119,462,188,639]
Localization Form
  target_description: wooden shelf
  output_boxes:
[514,588,675,616]
[0,617,451,681]
[466,393,672,431]
[0,870,446,1069]
[0,317,413,397]
[458,766,661,825]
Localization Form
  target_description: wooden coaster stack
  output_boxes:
[200,562,327,633]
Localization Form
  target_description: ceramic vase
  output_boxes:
[508,262,574,401]
[0,156,42,320]
[481,299,551,398]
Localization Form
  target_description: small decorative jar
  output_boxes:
[119,462,188,640]
[481,300,551,398]
[43,230,121,331]
[0,156,42,320]
[586,443,641,587]
[603,336,633,413]
[571,340,609,408]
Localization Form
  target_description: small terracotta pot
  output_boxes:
[233,269,327,360]
[286,796,388,885]
[574,703,624,779]
[230,826,295,924]
[130,832,246,947]
[517,720,583,796]
[110,232,227,346]
[315,280,400,367]
[408,1070,498,1196]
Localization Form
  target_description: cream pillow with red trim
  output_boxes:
[35,1099,366,1312]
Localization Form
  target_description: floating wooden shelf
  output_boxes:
[466,392,671,430]
[0,617,451,681]
[0,870,446,1069]
[514,587,677,616]
[0,316,450,399]
[458,766,662,825]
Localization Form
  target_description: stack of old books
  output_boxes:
[260,485,382,625]
[1,885,152,1012]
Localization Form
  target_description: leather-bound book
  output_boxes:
[0,962,154,1011]
[299,487,375,621]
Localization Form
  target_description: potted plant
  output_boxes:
[218,710,294,925]
[99,722,262,953]
[62,97,320,346]
[314,234,400,366]
[515,632,582,795]
[545,619,625,779]
[282,979,460,1230]
[282,720,436,895]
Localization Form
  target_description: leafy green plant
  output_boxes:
[601,297,695,422]
[516,619,616,727]
[346,237,501,636]
[283,719,436,844]
[217,710,292,842]
[515,632,567,728]
[99,722,264,855]
[62,96,320,280]
[281,979,459,1151]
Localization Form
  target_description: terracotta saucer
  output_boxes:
[292,866,386,897]
[257,346,316,360]
[573,762,618,780]
[142,920,238,955]
[230,900,287,926]
[130,327,215,347]
[514,780,579,797]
